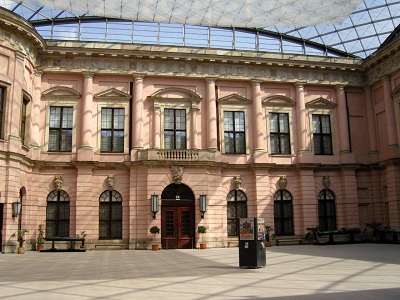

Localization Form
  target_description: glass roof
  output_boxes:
[1,0,399,58]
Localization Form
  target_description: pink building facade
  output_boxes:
[1,8,400,252]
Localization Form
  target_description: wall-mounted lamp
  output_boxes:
[151,194,159,219]
[12,201,22,218]
[200,194,207,219]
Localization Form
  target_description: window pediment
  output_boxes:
[42,86,81,100]
[262,95,295,107]
[306,97,336,109]
[218,93,251,105]
[94,88,131,101]
[148,87,202,109]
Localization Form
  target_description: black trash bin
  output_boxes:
[239,218,266,268]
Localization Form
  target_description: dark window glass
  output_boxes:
[49,106,73,152]
[312,114,332,155]
[0,87,4,139]
[269,113,291,154]
[164,109,186,149]
[101,108,124,152]
[99,190,122,239]
[227,190,247,236]
[274,190,294,235]
[46,190,70,237]
[20,98,29,145]
[224,111,245,154]
[318,189,337,231]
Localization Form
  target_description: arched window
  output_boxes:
[227,190,247,236]
[99,190,122,239]
[318,189,336,231]
[46,190,70,237]
[274,190,294,236]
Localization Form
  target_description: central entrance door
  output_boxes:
[161,183,195,249]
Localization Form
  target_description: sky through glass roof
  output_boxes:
[0,0,399,58]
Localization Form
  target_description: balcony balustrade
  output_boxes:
[138,149,215,162]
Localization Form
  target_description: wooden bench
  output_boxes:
[44,236,85,252]
[318,228,361,244]
[94,244,124,250]
[276,239,303,246]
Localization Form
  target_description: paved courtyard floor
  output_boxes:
[0,243,399,299]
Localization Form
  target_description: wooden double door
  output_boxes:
[161,201,194,249]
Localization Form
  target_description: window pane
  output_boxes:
[314,135,322,154]
[101,108,112,129]
[224,112,233,131]
[279,114,289,133]
[234,112,245,131]
[61,130,72,151]
[237,202,247,218]
[227,203,236,218]
[269,113,278,132]
[164,131,174,149]
[112,204,122,219]
[99,204,110,220]
[321,115,331,133]
[312,115,320,133]
[175,110,186,130]
[99,222,109,238]
[49,107,61,127]
[164,109,175,129]
[175,131,186,149]
[113,131,124,152]
[235,133,246,153]
[113,109,125,129]
[280,135,290,154]
[48,130,60,151]
[224,132,234,153]
[62,108,73,128]
[101,131,112,151]
[323,135,332,154]
[228,220,237,236]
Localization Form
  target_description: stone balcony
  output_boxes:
[138,149,216,162]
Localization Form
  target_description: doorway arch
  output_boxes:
[161,183,195,249]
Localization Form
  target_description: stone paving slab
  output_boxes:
[0,243,399,299]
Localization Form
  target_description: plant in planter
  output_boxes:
[36,222,45,252]
[197,225,207,249]
[364,222,382,241]
[11,229,28,254]
[265,225,273,247]
[79,230,87,249]
[305,227,320,244]
[149,225,160,251]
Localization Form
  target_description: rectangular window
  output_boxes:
[0,87,4,139]
[49,106,73,152]
[101,108,125,152]
[164,108,186,149]
[312,114,332,155]
[224,111,245,154]
[269,113,290,154]
[20,97,29,146]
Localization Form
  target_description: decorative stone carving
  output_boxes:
[279,176,287,190]
[322,176,331,189]
[53,175,63,191]
[171,165,184,184]
[233,176,242,190]
[106,175,115,190]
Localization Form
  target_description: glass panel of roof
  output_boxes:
[234,30,256,51]
[318,32,342,45]
[258,35,280,53]
[80,22,106,42]
[52,23,79,40]
[159,23,183,46]
[35,25,52,39]
[184,25,209,47]
[282,40,303,55]
[210,27,232,49]
[106,21,133,43]
[374,19,394,33]
[133,22,158,44]
[297,27,320,39]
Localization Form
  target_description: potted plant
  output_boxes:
[149,225,160,251]
[265,225,273,247]
[11,229,28,254]
[305,227,320,244]
[197,225,207,249]
[36,222,45,252]
[79,230,87,249]
[364,222,382,241]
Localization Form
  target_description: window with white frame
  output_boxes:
[164,108,187,149]
[223,111,246,154]
[218,94,250,154]
[101,107,125,152]
[49,106,73,152]
[312,114,333,155]
[269,112,291,154]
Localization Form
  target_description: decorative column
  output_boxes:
[382,76,398,148]
[80,72,94,148]
[133,74,145,149]
[152,104,161,149]
[364,85,378,154]
[295,82,307,152]
[10,51,25,140]
[191,105,199,149]
[206,78,218,151]
[336,85,350,153]
[31,70,42,147]
[252,80,264,151]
